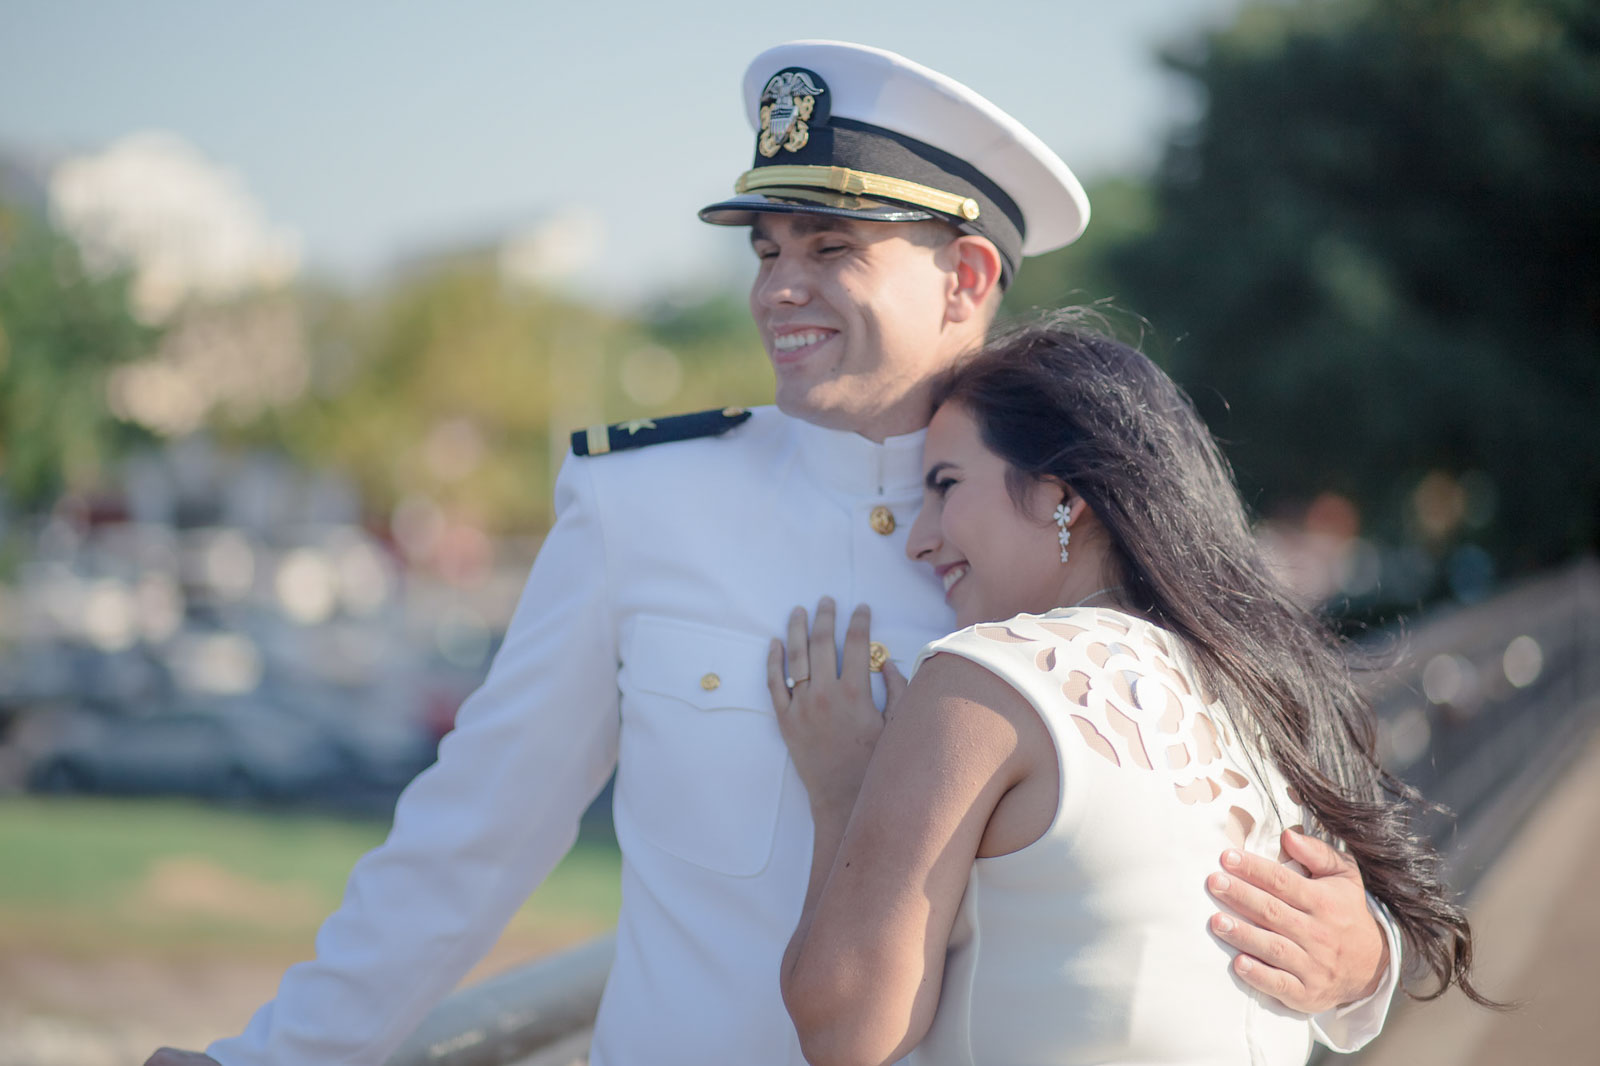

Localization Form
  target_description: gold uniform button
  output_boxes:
[868,642,889,673]
[869,505,896,536]
[700,673,721,691]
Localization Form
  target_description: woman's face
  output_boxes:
[906,402,1069,628]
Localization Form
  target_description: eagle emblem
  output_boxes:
[758,70,825,158]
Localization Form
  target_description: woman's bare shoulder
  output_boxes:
[892,650,1051,758]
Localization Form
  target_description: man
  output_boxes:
[151,40,1397,1066]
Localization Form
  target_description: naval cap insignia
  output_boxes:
[759,68,827,158]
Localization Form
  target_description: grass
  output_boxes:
[0,795,622,962]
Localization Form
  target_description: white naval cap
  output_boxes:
[698,40,1090,283]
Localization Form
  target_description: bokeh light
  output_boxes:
[1502,635,1544,689]
[275,548,338,625]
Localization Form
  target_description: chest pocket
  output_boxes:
[615,615,788,877]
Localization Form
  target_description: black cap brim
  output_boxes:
[700,190,1016,285]
[698,190,936,229]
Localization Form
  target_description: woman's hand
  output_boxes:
[767,597,907,816]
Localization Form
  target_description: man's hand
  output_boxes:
[144,1050,221,1066]
[1206,828,1389,1013]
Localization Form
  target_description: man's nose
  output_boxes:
[754,253,810,307]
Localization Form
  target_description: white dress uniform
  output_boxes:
[208,408,1398,1066]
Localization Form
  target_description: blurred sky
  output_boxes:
[0,0,1249,306]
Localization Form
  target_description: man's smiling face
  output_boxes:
[747,213,963,437]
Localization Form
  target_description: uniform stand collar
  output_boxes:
[793,418,927,498]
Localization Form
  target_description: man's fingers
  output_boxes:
[810,596,838,678]
[1218,847,1316,911]
[1280,827,1357,880]
[1207,869,1308,940]
[1209,911,1309,977]
[1231,953,1312,1013]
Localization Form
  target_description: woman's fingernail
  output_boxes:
[1210,873,1230,893]
[1214,915,1234,933]
[1222,849,1243,869]
[1236,956,1254,974]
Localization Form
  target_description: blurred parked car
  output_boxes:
[26,701,357,802]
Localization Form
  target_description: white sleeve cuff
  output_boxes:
[1309,893,1404,1052]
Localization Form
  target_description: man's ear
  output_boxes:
[944,235,1003,324]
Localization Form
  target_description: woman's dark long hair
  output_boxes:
[933,311,1493,1005]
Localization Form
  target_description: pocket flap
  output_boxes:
[624,615,775,713]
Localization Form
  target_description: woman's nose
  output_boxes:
[905,506,939,562]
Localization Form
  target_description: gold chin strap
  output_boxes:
[735,165,981,222]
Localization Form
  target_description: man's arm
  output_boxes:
[151,456,622,1066]
[1208,828,1403,1052]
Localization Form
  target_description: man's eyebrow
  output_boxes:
[788,214,852,237]
[924,461,955,489]
[749,215,856,244]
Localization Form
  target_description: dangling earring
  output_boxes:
[1053,502,1072,564]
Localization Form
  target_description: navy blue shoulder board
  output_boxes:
[570,406,753,457]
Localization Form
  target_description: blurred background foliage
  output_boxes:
[1,0,1595,605]
[223,266,769,534]
[0,203,155,508]
[1013,0,1599,608]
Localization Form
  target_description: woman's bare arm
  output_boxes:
[768,608,1038,1066]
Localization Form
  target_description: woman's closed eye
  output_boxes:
[924,461,960,499]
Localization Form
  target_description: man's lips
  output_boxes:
[768,327,836,364]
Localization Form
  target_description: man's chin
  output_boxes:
[773,386,862,432]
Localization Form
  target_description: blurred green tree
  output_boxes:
[0,203,155,507]
[259,261,618,532]
[1109,0,1599,593]
[637,289,773,415]
[1002,177,1158,319]
[259,263,772,535]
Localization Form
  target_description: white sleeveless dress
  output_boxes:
[905,607,1314,1066]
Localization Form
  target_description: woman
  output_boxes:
[765,318,1489,1065]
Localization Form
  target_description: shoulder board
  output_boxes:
[570,406,753,457]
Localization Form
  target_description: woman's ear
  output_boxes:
[944,235,1003,324]
[1046,480,1090,528]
